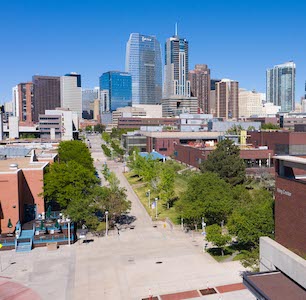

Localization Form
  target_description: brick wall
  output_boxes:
[275,176,306,255]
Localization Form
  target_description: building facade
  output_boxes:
[239,89,263,118]
[32,76,61,122]
[164,30,190,98]
[215,79,239,120]
[60,73,82,119]
[189,64,211,113]
[266,61,296,112]
[162,95,198,117]
[15,83,34,126]
[100,71,132,111]
[126,33,162,105]
[82,87,99,119]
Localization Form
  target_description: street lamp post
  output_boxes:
[155,198,158,219]
[105,211,109,236]
[148,190,151,208]
[66,217,71,246]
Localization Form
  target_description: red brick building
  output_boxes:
[174,143,274,174]
[141,131,221,156]
[0,152,57,234]
[274,156,306,255]
[247,131,306,156]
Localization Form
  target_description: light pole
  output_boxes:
[105,211,109,236]
[66,217,71,246]
[155,198,158,219]
[181,217,184,231]
[147,190,151,208]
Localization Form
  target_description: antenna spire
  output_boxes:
[175,22,178,36]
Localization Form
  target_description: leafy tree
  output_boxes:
[43,161,99,209]
[206,224,231,256]
[85,125,92,132]
[158,165,175,209]
[102,132,111,143]
[227,188,274,248]
[239,247,260,271]
[247,126,256,131]
[200,139,245,186]
[94,124,105,133]
[58,140,94,172]
[92,178,131,221]
[101,144,111,157]
[176,172,234,227]
[261,123,280,130]
[226,124,243,135]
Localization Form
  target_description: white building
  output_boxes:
[44,109,78,141]
[262,102,281,116]
[12,85,19,117]
[60,73,82,119]
[133,104,162,118]
[239,89,263,118]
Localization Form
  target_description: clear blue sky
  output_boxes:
[0,0,305,104]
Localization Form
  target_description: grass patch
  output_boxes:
[207,246,235,262]
[124,171,189,224]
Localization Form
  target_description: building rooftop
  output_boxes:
[0,157,48,172]
[243,271,306,300]
[273,155,306,165]
[139,131,221,139]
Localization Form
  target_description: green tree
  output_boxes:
[200,139,245,186]
[227,188,274,248]
[158,165,175,209]
[101,144,112,157]
[85,125,92,132]
[43,161,99,209]
[226,124,243,135]
[94,124,105,133]
[176,172,234,227]
[102,132,111,143]
[58,140,94,172]
[206,224,231,256]
[261,123,280,130]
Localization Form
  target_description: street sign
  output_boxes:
[151,202,155,209]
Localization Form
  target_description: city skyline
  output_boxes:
[0,1,305,104]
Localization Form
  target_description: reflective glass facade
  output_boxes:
[266,62,296,112]
[99,72,132,112]
[126,33,162,105]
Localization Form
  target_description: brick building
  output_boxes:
[174,143,274,174]
[247,131,306,155]
[0,151,57,234]
[118,117,179,130]
[274,156,306,255]
[141,131,221,156]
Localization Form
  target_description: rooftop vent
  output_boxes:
[9,163,18,170]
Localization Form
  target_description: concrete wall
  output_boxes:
[9,116,19,139]
[260,237,306,289]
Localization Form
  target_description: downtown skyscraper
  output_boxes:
[266,61,296,112]
[125,33,162,105]
[164,26,190,98]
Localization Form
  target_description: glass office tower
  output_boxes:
[164,29,190,98]
[266,61,296,112]
[99,71,132,112]
[125,33,162,105]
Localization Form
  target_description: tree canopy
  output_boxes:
[176,172,234,225]
[200,139,245,186]
[58,140,94,172]
[206,224,231,256]
[43,161,99,209]
[227,188,274,248]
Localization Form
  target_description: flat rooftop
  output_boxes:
[139,131,221,139]
[273,155,306,165]
[243,271,306,300]
[0,157,48,172]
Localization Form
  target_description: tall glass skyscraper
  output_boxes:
[164,28,190,98]
[100,71,132,112]
[266,61,296,112]
[125,33,162,105]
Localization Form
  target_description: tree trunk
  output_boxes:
[221,248,224,256]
